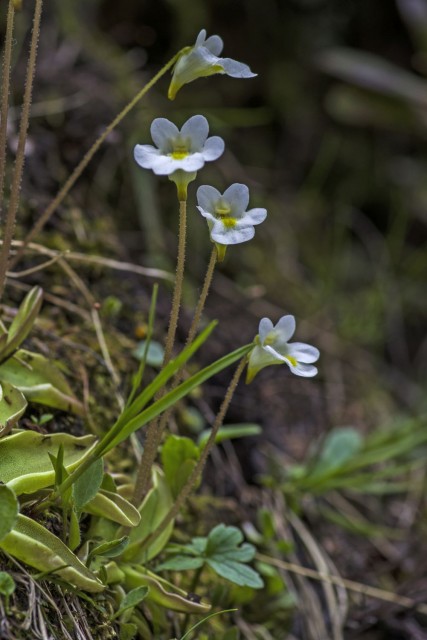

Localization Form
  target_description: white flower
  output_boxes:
[246,316,319,383]
[196,184,267,247]
[169,29,256,100]
[134,115,224,176]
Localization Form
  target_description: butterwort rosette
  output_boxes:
[169,29,256,100]
[246,315,319,383]
[196,183,267,260]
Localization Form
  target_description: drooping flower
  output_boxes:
[196,183,267,260]
[134,115,224,200]
[246,316,319,383]
[168,29,256,100]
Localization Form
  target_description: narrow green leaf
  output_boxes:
[1,287,43,362]
[0,485,19,542]
[127,284,158,407]
[198,423,262,448]
[68,508,81,551]
[105,344,252,453]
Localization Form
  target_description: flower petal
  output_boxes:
[150,118,179,152]
[274,315,296,343]
[181,115,209,151]
[197,185,221,212]
[201,136,225,161]
[245,207,267,225]
[287,342,320,364]
[204,34,224,56]
[210,223,255,245]
[287,362,318,378]
[222,183,249,217]
[195,30,207,47]
[220,58,257,78]
[258,318,274,342]
[134,145,162,169]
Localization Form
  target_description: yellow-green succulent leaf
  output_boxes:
[84,490,141,527]
[0,431,96,495]
[123,565,211,614]
[0,350,84,415]
[0,515,104,592]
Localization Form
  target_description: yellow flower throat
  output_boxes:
[215,203,237,228]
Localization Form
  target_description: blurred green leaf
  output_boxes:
[161,435,200,497]
[198,423,262,448]
[111,586,149,620]
[132,340,164,368]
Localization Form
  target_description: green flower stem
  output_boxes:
[0,0,15,222]
[131,197,188,507]
[9,49,183,271]
[138,357,247,551]
[0,0,43,301]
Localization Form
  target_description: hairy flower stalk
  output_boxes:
[0,0,43,301]
[0,0,16,225]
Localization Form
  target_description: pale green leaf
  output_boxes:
[0,515,103,592]
[0,431,96,494]
[84,490,140,527]
[123,565,211,614]
[0,350,84,415]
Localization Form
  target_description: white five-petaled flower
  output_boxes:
[168,29,256,100]
[246,316,320,383]
[197,184,267,256]
[134,115,224,176]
